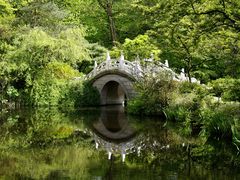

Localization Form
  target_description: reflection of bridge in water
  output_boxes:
[92,106,142,162]
[88,106,178,163]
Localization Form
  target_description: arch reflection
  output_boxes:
[92,106,139,162]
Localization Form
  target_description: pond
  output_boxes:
[0,106,240,179]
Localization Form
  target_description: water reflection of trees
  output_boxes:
[0,146,109,179]
[0,108,240,179]
[0,108,80,148]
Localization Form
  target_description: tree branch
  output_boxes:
[188,0,197,14]
[177,35,191,57]
[195,9,240,31]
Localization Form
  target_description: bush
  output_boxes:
[20,62,80,106]
[209,78,240,101]
[19,61,100,107]
[178,81,209,98]
[164,81,207,122]
[127,71,177,116]
[164,93,197,121]
[74,82,100,107]
[60,81,100,108]
[128,96,163,116]
[200,102,240,141]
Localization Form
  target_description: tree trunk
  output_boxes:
[106,3,117,46]
[186,57,192,83]
[97,0,117,46]
[186,68,192,83]
[177,36,192,83]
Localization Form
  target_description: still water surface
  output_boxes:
[0,106,240,179]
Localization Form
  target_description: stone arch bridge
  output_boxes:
[85,52,195,105]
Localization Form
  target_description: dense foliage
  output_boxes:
[128,77,240,150]
[1,0,240,108]
[1,1,240,177]
[0,0,239,152]
[0,0,106,108]
[128,71,176,116]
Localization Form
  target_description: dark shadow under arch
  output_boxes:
[101,81,126,105]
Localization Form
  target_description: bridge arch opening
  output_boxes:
[101,81,126,105]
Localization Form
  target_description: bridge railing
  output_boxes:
[85,54,142,79]
[85,52,200,83]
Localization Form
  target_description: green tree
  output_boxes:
[111,34,161,61]
[12,0,67,30]
[4,27,91,105]
[131,0,240,81]
[53,0,148,47]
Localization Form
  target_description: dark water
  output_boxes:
[0,106,240,179]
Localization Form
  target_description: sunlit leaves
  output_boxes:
[0,0,15,23]
[45,61,80,80]
[111,34,161,61]
[9,27,90,72]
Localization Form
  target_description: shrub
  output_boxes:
[164,93,197,121]
[200,102,240,141]
[209,78,240,101]
[178,81,209,98]
[21,62,80,107]
[128,96,163,116]
[60,81,100,108]
[164,79,240,144]
[128,71,177,116]
[74,82,100,107]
